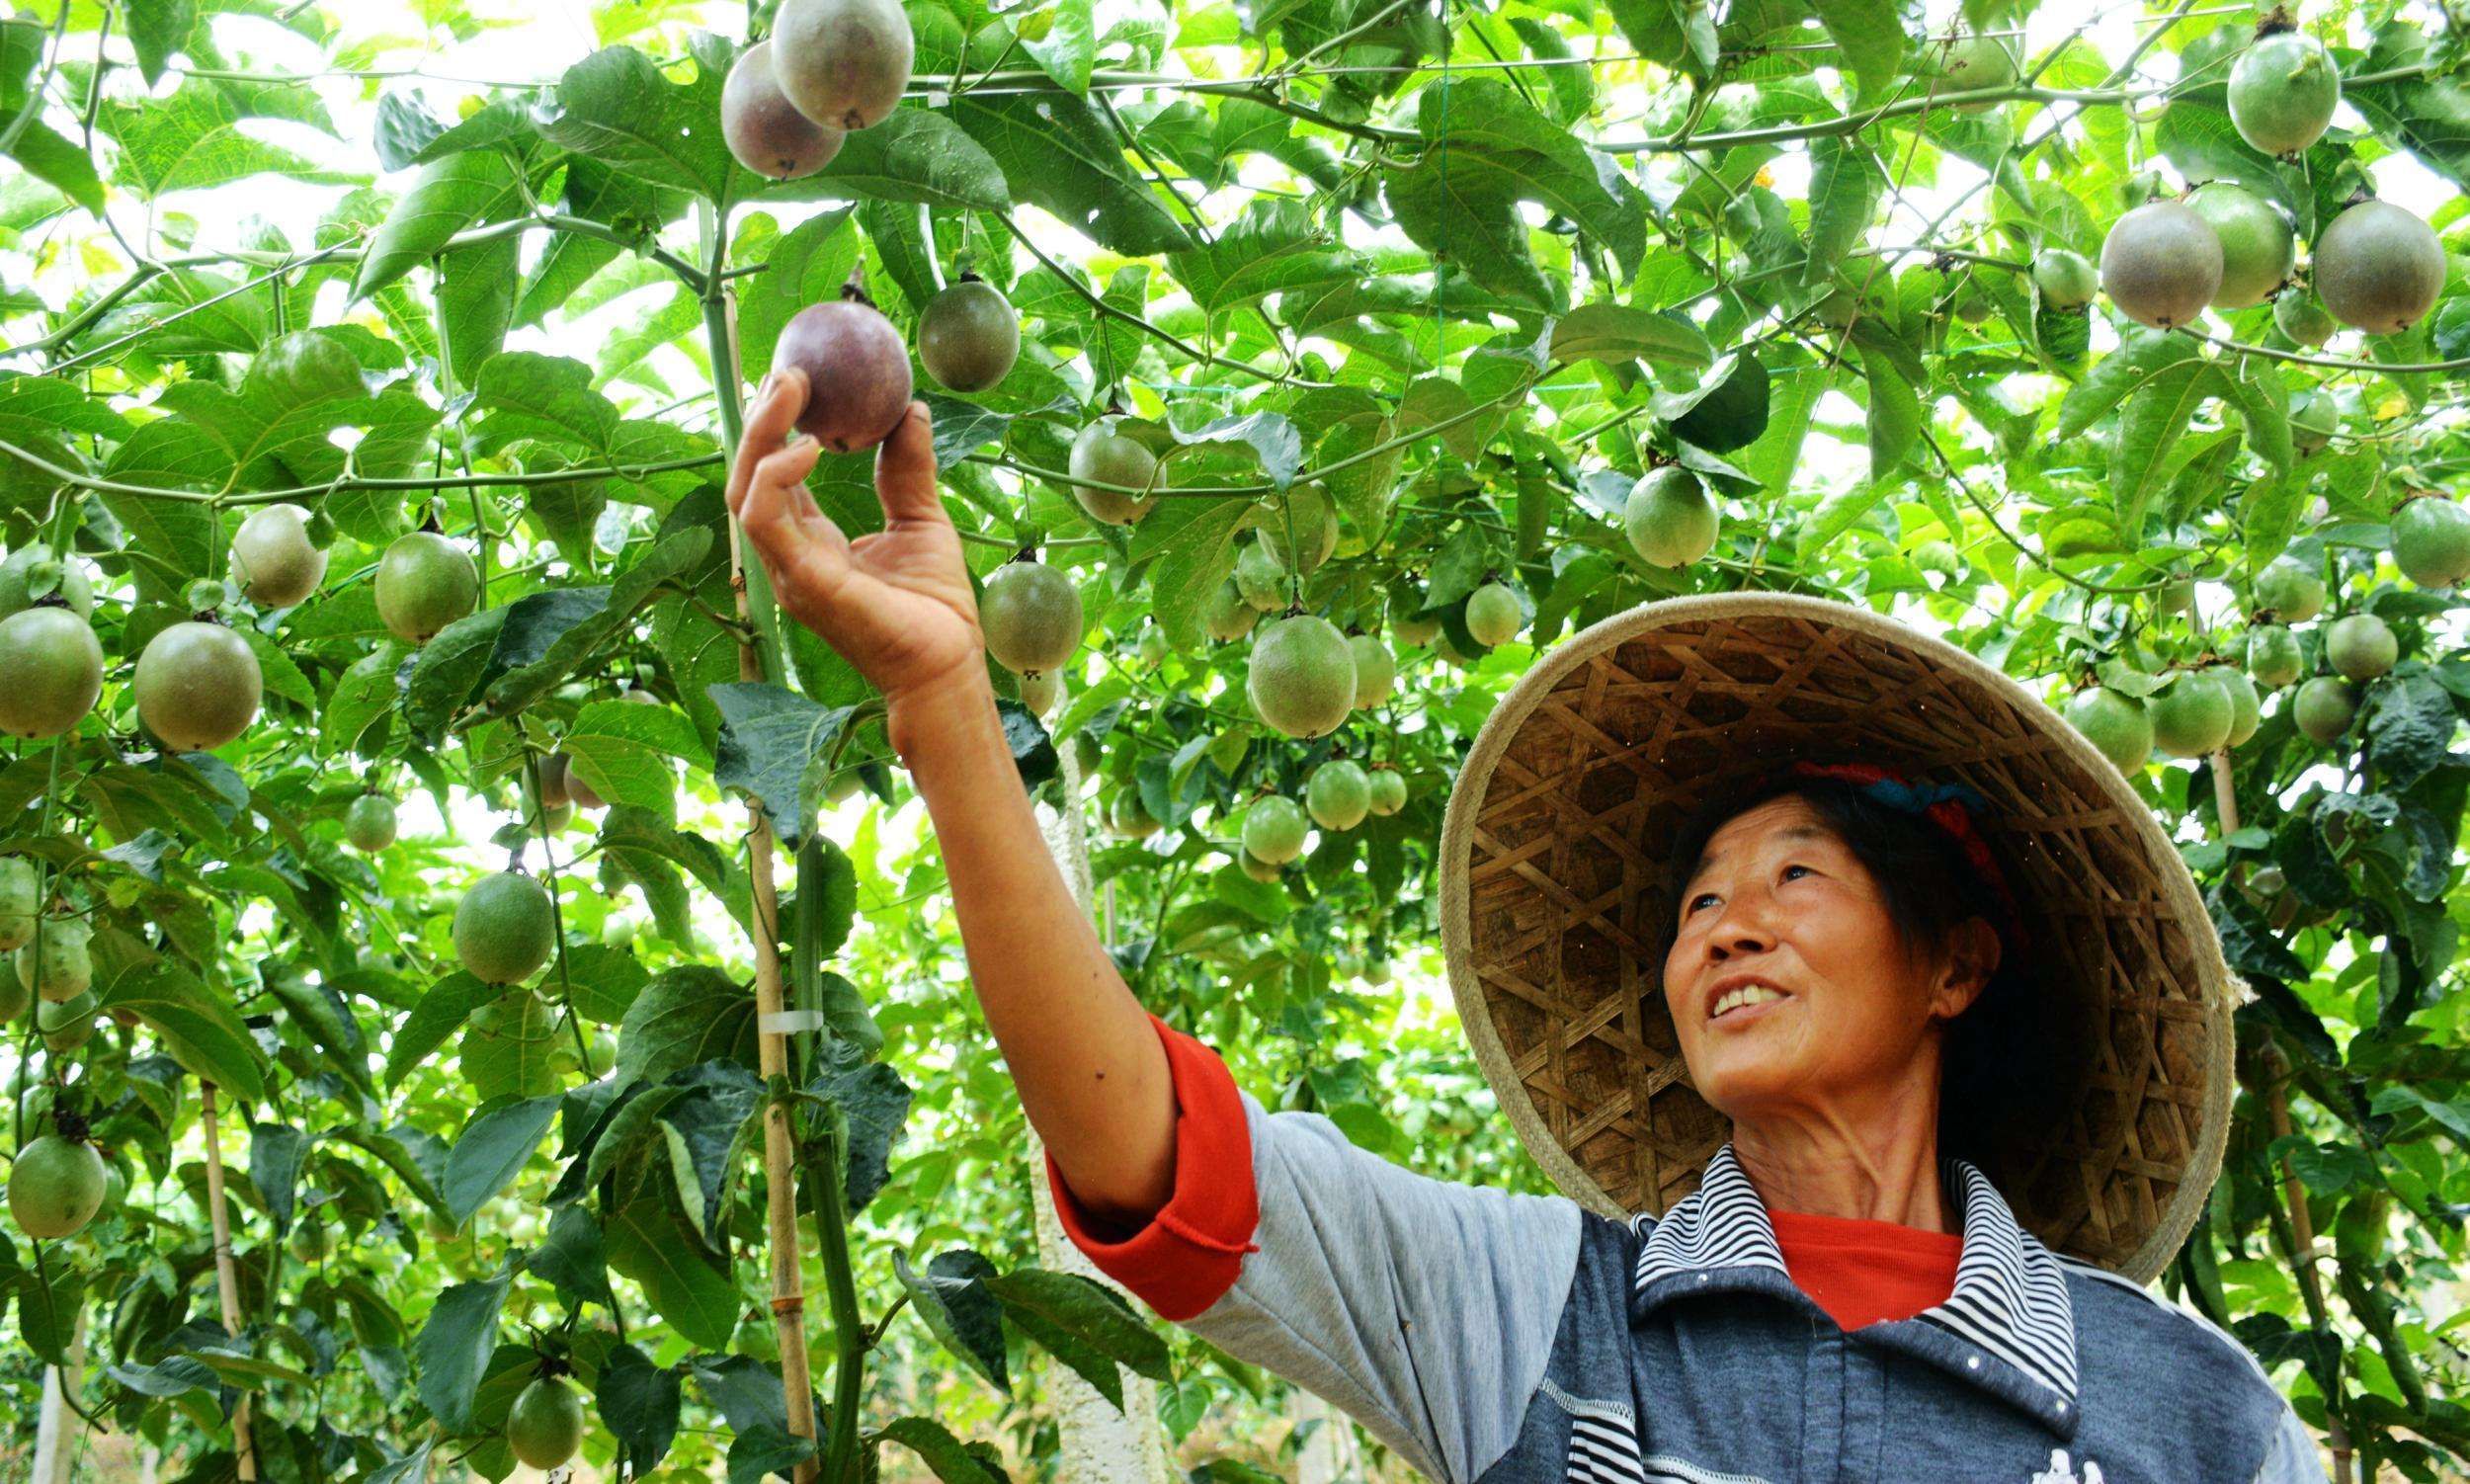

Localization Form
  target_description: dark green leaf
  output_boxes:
[443,1095,562,1224]
[412,1275,511,1433]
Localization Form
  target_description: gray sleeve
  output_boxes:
[2252,1401,2332,1484]
[1181,1090,1583,1484]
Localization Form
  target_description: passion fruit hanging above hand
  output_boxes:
[2184,182,2296,308]
[2392,495,2470,589]
[978,559,1084,677]
[771,0,915,130]
[774,294,914,453]
[722,39,846,180]
[917,278,1021,394]
[1065,420,1159,526]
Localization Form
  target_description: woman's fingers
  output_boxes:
[737,435,836,595]
[874,402,942,527]
[727,367,811,514]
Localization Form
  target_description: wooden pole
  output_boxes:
[709,275,821,1481]
[199,1082,257,1481]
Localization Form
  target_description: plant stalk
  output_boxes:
[807,1118,866,1484]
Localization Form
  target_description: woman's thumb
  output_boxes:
[874,402,941,524]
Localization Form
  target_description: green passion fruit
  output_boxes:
[0,856,35,952]
[2150,668,2235,757]
[0,546,93,618]
[345,793,397,852]
[918,279,1021,394]
[1020,668,1064,718]
[1257,485,1338,575]
[506,1375,588,1471]
[1234,541,1287,612]
[1349,634,1396,708]
[2313,200,2446,335]
[0,607,104,740]
[2255,557,2326,622]
[1306,760,1372,832]
[1238,850,1283,884]
[2032,248,2100,309]
[1202,580,1258,642]
[776,296,914,453]
[2392,495,2470,588]
[979,560,1084,677]
[2227,31,2342,157]
[1464,582,1525,648]
[1066,420,1158,526]
[722,39,846,181]
[135,619,264,753]
[2325,612,2398,683]
[228,503,329,608]
[2288,389,2339,455]
[374,532,480,644]
[1932,32,2017,109]
[1365,766,1408,817]
[771,0,914,130]
[2063,686,2153,774]
[453,871,556,986]
[2216,667,2263,747]
[2185,183,2296,309]
[2100,202,2224,330]
[1242,795,1310,865]
[16,916,92,1003]
[2292,675,2358,745]
[1391,607,1441,648]
[2246,623,2304,689]
[2273,290,2338,347]
[8,1133,108,1240]
[1246,615,1356,739]
[1624,467,1719,568]
[1108,789,1159,840]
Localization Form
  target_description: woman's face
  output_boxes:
[1662,793,1996,1123]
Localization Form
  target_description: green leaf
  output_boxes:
[104,81,360,201]
[527,1203,617,1313]
[459,988,563,1102]
[895,1249,1010,1394]
[734,208,862,385]
[948,92,1189,255]
[877,1417,1009,1484]
[123,0,198,88]
[443,1095,562,1224]
[249,1123,306,1236]
[773,107,1013,218]
[811,1059,911,1214]
[606,1198,737,1349]
[2108,358,2212,535]
[352,150,526,302]
[562,700,703,811]
[1812,0,1906,103]
[2055,330,2197,440]
[97,961,266,1099]
[1547,302,1713,370]
[1020,0,1098,93]
[1862,355,1923,474]
[534,45,730,201]
[984,1268,1172,1383]
[615,966,760,1086]
[1801,137,1886,284]
[437,231,522,387]
[412,1275,511,1434]
[706,682,863,848]
[597,1343,683,1473]
[1165,199,1359,320]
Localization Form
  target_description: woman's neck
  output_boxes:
[1728,1074,1958,1232]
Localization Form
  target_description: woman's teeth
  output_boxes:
[1711,985,1786,1019]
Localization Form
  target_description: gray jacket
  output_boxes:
[1173,1093,2329,1484]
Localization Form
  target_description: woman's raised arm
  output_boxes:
[726,368,1176,1224]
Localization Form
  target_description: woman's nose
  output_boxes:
[1705,891,1775,957]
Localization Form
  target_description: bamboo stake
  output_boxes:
[199,1082,257,1482]
[708,273,821,1482]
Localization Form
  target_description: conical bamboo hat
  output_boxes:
[1438,593,2237,1282]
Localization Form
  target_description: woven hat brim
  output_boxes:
[1438,594,2238,1284]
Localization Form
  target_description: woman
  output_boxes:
[728,373,2328,1484]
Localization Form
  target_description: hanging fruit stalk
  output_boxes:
[199,1082,257,1482]
[708,238,823,1484]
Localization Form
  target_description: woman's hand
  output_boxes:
[726,368,984,709]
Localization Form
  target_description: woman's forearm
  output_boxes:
[884,673,1178,1224]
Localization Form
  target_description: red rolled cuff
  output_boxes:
[1043,1014,1261,1322]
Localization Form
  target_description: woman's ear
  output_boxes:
[1930,917,2002,1020]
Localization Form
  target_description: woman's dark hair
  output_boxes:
[1666,770,2089,1175]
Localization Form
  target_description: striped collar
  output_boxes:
[1629,1144,2082,1432]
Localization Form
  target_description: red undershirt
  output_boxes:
[1046,1016,1963,1330]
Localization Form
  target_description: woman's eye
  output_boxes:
[1781,864,1811,881]
[1686,891,1718,914]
